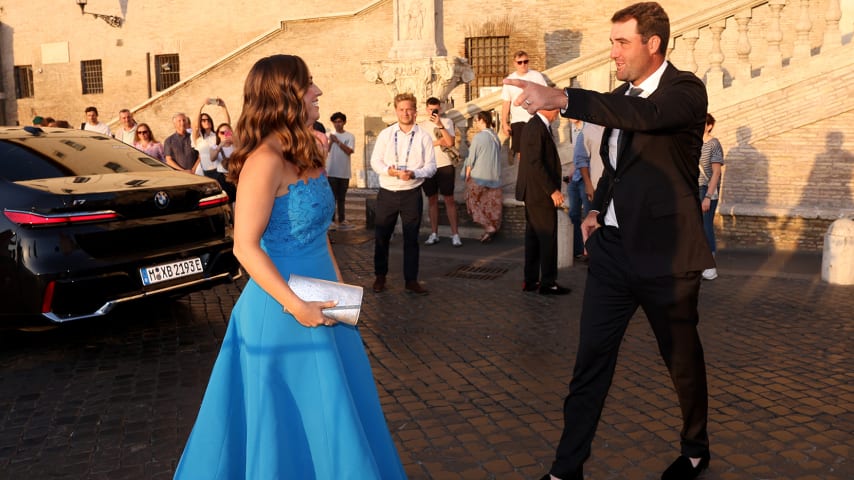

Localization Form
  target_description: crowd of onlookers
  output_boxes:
[32,102,238,202]
[29,101,364,225]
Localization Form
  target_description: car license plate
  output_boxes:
[140,257,204,286]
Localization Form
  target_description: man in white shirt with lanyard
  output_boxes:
[370,92,437,295]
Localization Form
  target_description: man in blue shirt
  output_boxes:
[566,119,604,260]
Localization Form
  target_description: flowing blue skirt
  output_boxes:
[175,241,406,479]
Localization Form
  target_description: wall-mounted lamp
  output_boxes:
[75,0,124,28]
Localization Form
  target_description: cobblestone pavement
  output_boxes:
[0,228,850,480]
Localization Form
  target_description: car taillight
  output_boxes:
[3,209,119,226]
[198,191,229,208]
[41,280,56,314]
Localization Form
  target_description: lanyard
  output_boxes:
[393,129,416,169]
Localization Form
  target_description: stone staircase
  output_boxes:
[116,0,851,250]
[445,0,854,251]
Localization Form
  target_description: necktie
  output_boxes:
[617,87,644,151]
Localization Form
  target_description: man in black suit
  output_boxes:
[505,2,714,480]
[515,109,571,295]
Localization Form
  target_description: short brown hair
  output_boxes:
[513,50,528,59]
[612,2,670,56]
[394,92,417,107]
[475,111,494,129]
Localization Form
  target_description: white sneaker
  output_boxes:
[451,234,462,247]
[702,268,718,280]
[425,233,440,245]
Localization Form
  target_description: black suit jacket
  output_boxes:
[563,62,714,276]
[515,114,561,205]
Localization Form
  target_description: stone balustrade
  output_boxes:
[447,0,847,125]
[445,0,852,252]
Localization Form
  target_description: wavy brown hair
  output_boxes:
[227,54,323,184]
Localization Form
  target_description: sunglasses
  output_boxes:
[516,59,529,65]
[138,130,150,134]
[218,130,231,135]
[201,118,211,122]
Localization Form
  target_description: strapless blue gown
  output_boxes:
[175,174,407,480]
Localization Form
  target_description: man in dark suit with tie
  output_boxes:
[504,2,715,480]
[515,109,571,295]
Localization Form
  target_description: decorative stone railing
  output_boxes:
[446,0,848,125]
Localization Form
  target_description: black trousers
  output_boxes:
[373,187,423,282]
[551,226,709,478]
[523,200,558,287]
[327,176,349,223]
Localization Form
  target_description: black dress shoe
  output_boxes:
[522,281,540,292]
[661,453,710,480]
[372,275,386,293]
[405,280,429,295]
[539,468,583,480]
[539,283,572,295]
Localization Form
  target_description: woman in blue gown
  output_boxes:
[174,54,407,480]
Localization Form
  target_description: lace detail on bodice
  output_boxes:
[261,174,334,256]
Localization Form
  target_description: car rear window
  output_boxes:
[0,134,170,182]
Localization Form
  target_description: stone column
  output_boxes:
[824,0,842,48]
[821,218,854,285]
[557,210,574,269]
[733,9,753,85]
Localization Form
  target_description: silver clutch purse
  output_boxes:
[286,274,364,325]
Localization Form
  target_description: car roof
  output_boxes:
[0,126,171,177]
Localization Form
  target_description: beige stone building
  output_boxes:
[1,0,852,250]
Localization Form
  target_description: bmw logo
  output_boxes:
[154,191,170,209]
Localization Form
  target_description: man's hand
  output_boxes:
[503,79,569,114]
[550,190,565,208]
[389,166,413,181]
[580,211,600,244]
[584,183,595,201]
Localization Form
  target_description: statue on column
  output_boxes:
[363,0,472,106]
[404,0,425,40]
[388,0,445,60]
